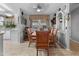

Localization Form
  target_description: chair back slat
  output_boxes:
[36,31,50,49]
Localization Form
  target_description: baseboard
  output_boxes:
[58,41,66,49]
[70,39,79,44]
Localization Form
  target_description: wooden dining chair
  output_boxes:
[27,28,36,47]
[49,28,58,47]
[36,31,50,56]
[53,29,58,47]
[49,28,54,47]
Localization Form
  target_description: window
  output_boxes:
[0,17,4,26]
[31,19,48,31]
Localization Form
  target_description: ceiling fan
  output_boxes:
[33,3,47,12]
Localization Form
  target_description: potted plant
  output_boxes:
[10,23,16,28]
[5,22,16,29]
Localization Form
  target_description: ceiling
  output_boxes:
[0,3,79,15]
[70,3,79,12]
[4,3,66,15]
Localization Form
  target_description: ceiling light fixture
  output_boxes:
[33,3,48,12]
[37,8,41,12]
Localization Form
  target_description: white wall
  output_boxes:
[0,34,3,55]
[71,7,79,42]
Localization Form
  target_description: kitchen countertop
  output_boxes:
[0,31,4,35]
